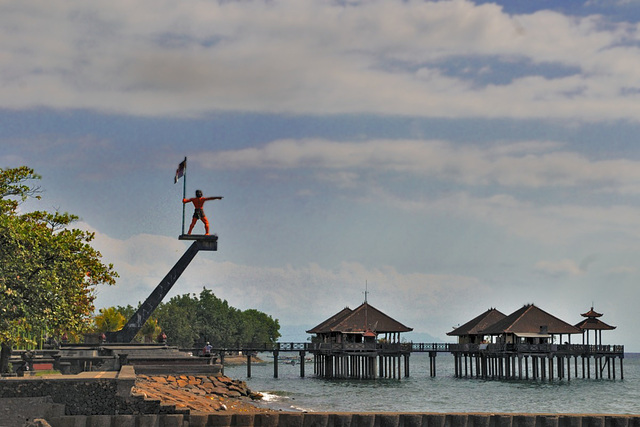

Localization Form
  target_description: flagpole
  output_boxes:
[181,157,187,236]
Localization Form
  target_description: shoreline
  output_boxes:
[221,355,267,366]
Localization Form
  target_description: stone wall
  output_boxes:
[0,366,175,416]
[45,412,640,427]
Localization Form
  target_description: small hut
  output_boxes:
[575,306,616,347]
[306,301,413,379]
[307,301,413,344]
[480,304,582,345]
[447,303,624,380]
[447,308,506,344]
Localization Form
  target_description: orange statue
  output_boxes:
[182,190,223,235]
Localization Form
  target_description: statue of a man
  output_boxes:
[183,190,223,235]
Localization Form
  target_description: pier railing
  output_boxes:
[448,343,624,355]
[204,341,416,353]
[411,343,452,352]
[200,341,624,356]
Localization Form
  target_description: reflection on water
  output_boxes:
[223,353,640,414]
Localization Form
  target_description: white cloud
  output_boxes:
[195,139,640,193]
[2,0,640,120]
[607,265,637,275]
[421,192,640,246]
[535,259,584,277]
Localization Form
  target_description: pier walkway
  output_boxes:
[201,341,625,380]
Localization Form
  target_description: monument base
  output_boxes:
[178,234,218,241]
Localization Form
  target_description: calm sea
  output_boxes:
[223,353,640,414]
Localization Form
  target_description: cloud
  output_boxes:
[607,265,637,275]
[421,192,640,246]
[2,0,640,120]
[535,259,584,277]
[195,139,640,193]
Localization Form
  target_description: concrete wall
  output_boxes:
[45,412,640,427]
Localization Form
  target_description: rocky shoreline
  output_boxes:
[132,373,270,413]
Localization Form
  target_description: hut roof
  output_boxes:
[306,302,413,334]
[575,317,616,331]
[581,307,603,318]
[447,308,506,337]
[306,306,353,334]
[481,304,582,335]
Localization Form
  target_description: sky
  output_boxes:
[2,0,640,349]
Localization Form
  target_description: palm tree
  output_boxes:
[93,307,126,333]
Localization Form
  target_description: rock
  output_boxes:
[132,374,267,413]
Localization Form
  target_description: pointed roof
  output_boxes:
[481,304,582,335]
[306,302,413,334]
[575,317,616,331]
[306,306,353,334]
[447,308,506,337]
[581,307,603,318]
[575,307,615,330]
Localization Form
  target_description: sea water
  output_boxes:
[223,353,640,414]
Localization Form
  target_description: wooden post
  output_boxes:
[518,356,522,380]
[392,355,397,379]
[273,350,279,378]
[246,353,252,378]
[404,353,410,377]
[612,357,616,380]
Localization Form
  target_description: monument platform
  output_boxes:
[178,234,218,250]
[178,234,218,241]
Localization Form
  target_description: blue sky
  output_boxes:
[2,0,640,349]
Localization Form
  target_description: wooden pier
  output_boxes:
[311,342,411,379]
[449,343,624,380]
[209,341,624,381]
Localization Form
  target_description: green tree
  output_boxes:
[196,288,241,346]
[154,288,280,348]
[93,307,126,333]
[155,294,200,348]
[115,305,136,320]
[93,304,161,343]
[240,309,281,345]
[0,166,118,372]
[138,317,162,343]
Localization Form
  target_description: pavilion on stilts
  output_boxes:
[307,301,413,379]
[447,304,623,380]
[574,306,620,379]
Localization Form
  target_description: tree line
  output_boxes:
[94,288,281,349]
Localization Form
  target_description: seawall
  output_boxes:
[44,412,640,427]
